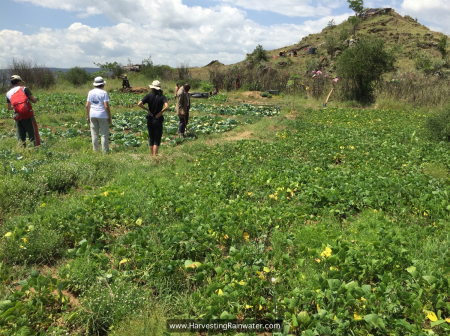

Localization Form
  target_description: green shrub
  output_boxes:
[425,106,450,141]
[260,91,272,98]
[201,82,214,92]
[59,256,109,295]
[81,279,147,334]
[306,58,320,72]
[438,35,448,59]
[0,155,117,217]
[339,26,351,41]
[336,38,397,103]
[141,56,176,81]
[415,51,446,75]
[246,44,269,63]
[65,67,90,86]
[325,33,339,57]
[187,78,202,90]
[36,161,81,193]
[0,223,63,265]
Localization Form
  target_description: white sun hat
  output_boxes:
[149,80,162,90]
[93,76,106,86]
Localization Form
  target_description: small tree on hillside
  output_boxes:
[347,0,364,16]
[246,45,269,63]
[348,16,361,37]
[438,35,448,59]
[336,38,397,103]
[325,33,339,58]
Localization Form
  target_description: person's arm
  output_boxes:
[154,102,169,118]
[28,95,37,104]
[86,101,91,123]
[24,88,37,104]
[104,102,112,124]
[7,103,12,111]
[138,100,153,116]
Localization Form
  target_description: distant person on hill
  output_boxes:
[86,76,111,153]
[235,74,241,90]
[122,75,131,89]
[138,80,169,157]
[293,50,297,56]
[176,83,190,137]
[6,75,40,147]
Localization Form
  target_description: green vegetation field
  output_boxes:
[1,90,450,336]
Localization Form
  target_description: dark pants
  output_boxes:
[147,117,163,146]
[178,111,189,135]
[16,116,40,147]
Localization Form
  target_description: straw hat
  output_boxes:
[149,80,162,90]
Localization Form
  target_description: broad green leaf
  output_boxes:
[364,314,385,329]
[431,320,446,327]
[406,266,416,274]
[292,314,298,327]
[423,275,436,285]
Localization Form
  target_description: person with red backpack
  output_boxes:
[6,75,40,147]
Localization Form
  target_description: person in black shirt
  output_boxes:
[122,75,131,89]
[138,80,169,157]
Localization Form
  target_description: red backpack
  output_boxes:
[11,87,34,121]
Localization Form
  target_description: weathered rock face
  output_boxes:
[368,27,386,33]
[404,15,416,23]
[296,43,311,50]
[417,41,438,49]
[260,66,278,76]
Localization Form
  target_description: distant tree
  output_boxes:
[327,19,336,29]
[348,16,361,36]
[347,0,364,16]
[246,45,269,63]
[340,27,351,41]
[7,58,54,89]
[438,35,448,59]
[93,61,124,79]
[65,67,90,86]
[336,38,397,103]
[325,33,339,57]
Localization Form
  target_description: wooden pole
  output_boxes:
[325,88,334,104]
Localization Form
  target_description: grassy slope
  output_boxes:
[191,10,445,79]
[2,87,450,335]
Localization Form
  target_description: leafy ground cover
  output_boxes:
[1,94,450,336]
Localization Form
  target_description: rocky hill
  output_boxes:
[194,9,446,78]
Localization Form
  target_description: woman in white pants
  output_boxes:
[85,77,112,153]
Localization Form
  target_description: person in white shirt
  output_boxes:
[86,77,111,153]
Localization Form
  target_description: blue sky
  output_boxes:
[0,0,448,68]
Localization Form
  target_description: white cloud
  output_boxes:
[216,0,347,17]
[400,0,450,32]
[2,1,352,68]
